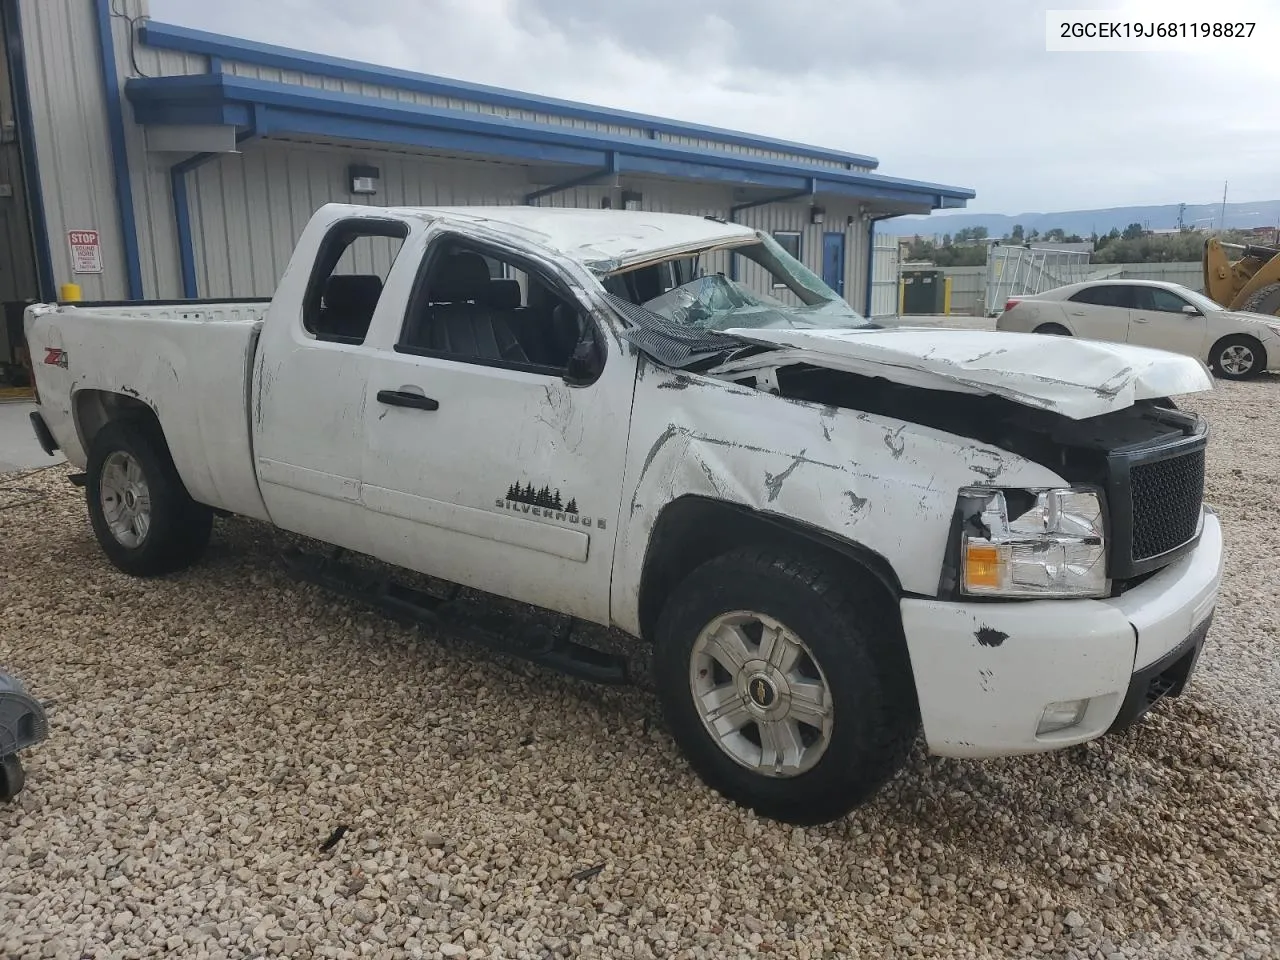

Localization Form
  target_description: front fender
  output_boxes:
[609,362,1066,635]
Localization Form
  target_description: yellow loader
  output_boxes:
[1202,238,1280,315]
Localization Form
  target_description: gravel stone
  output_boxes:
[2,373,1278,958]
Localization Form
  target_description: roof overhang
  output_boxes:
[126,73,975,214]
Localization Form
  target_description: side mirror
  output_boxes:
[563,331,603,386]
[1181,304,1200,316]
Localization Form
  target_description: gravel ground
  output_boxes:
[2,378,1278,960]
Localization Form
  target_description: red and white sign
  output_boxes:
[68,230,103,274]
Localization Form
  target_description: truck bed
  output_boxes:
[24,300,272,521]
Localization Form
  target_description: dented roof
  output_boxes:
[398,206,759,271]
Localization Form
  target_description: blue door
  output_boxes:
[822,232,846,298]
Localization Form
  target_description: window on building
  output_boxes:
[301,219,408,344]
[770,232,802,287]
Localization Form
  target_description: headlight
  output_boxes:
[958,487,1108,599]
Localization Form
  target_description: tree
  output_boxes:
[942,233,952,247]
[954,226,988,243]
[1044,227,1066,242]
[506,483,517,500]
[1008,224,1025,242]
[553,490,563,510]
[1027,229,1040,242]
[1122,222,1145,241]
[1064,233,1083,243]
[565,498,578,514]
[901,236,985,267]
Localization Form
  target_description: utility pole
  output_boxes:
[1177,202,1186,231]
[1219,181,1228,232]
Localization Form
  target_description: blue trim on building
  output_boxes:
[170,152,219,298]
[727,181,817,282]
[138,20,882,172]
[125,74,976,207]
[169,126,263,298]
[92,0,144,299]
[2,0,55,301]
[525,152,619,204]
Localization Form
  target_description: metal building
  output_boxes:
[0,0,973,385]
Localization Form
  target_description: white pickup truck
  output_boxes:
[25,204,1224,824]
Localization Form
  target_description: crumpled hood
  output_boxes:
[712,326,1214,420]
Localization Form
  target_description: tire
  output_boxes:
[85,420,213,576]
[1208,334,1266,380]
[1034,323,1071,336]
[0,755,24,803]
[654,547,919,825]
[1240,281,1280,318]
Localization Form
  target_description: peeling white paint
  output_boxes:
[711,325,1214,420]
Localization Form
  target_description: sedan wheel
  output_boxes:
[1211,335,1265,380]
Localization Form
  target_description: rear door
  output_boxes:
[356,228,636,624]
[1125,286,1209,358]
[250,215,411,552]
[1063,284,1134,341]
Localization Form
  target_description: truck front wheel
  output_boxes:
[85,420,212,576]
[654,547,919,825]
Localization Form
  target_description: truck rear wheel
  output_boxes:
[85,420,212,576]
[654,547,919,825]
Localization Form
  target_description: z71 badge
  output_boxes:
[43,348,68,369]
[497,481,606,530]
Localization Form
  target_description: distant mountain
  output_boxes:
[884,200,1280,239]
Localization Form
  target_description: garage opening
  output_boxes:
[0,0,52,400]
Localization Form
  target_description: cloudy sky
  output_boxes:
[149,0,1280,215]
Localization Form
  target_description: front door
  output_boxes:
[357,229,636,625]
[822,232,846,298]
[1125,285,1209,359]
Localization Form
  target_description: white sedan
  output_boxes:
[996,279,1280,379]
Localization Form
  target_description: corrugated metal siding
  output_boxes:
[17,0,130,299]
[222,61,650,139]
[182,144,862,308]
[213,57,862,172]
[655,134,869,173]
[18,0,197,299]
[187,141,541,298]
[0,23,37,305]
[735,201,866,309]
[17,1,903,304]
[869,232,900,318]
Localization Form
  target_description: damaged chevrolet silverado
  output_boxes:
[25,205,1224,824]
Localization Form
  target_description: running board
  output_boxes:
[280,548,629,685]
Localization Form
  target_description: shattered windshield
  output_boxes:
[620,233,877,332]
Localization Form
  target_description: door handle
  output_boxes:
[1133,317,1150,323]
[377,389,439,411]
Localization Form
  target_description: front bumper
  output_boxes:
[900,509,1223,758]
